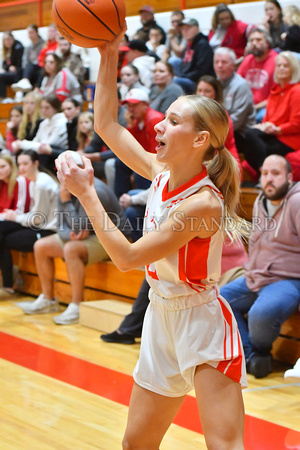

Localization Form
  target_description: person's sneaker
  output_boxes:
[2,287,15,295]
[53,302,79,325]
[247,354,272,378]
[100,330,135,344]
[22,294,59,315]
[284,359,300,381]
[1,98,14,104]
[11,79,32,92]
[14,91,24,102]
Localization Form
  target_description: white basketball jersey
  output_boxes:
[144,167,224,299]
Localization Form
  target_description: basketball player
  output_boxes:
[56,28,247,450]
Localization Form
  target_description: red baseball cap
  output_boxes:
[139,5,154,14]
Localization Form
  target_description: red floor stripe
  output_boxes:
[0,331,299,449]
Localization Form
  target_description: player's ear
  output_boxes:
[194,131,210,148]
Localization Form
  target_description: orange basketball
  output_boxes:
[52,0,126,48]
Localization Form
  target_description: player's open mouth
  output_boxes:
[155,140,166,151]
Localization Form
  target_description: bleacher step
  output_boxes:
[80,300,132,332]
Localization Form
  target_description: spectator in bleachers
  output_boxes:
[119,188,149,243]
[281,5,300,54]
[209,3,253,59]
[60,97,81,150]
[213,47,255,151]
[117,33,130,80]
[195,75,241,169]
[11,91,43,153]
[119,64,149,101]
[14,94,67,171]
[221,155,300,378]
[262,0,288,49]
[125,40,156,89]
[135,5,166,44]
[85,91,127,183]
[172,18,215,94]
[76,112,94,151]
[149,61,184,114]
[0,31,24,100]
[243,51,300,174]
[0,153,30,215]
[237,28,277,123]
[11,24,44,93]
[113,88,164,198]
[39,53,82,104]
[55,35,85,92]
[0,150,58,295]
[22,167,129,324]
[37,23,58,68]
[146,28,167,59]
[5,105,23,152]
[163,10,187,62]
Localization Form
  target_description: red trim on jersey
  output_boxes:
[146,264,159,280]
[178,237,211,287]
[216,297,243,383]
[218,297,234,358]
[162,166,207,201]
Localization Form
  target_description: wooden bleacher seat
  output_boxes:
[12,251,144,304]
[80,300,133,332]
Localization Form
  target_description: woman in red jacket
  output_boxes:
[243,51,300,174]
[0,153,30,215]
[209,3,253,59]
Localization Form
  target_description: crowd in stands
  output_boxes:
[0,0,299,379]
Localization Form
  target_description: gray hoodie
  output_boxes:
[245,182,300,291]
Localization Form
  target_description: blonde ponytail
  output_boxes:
[185,95,250,241]
[206,148,249,241]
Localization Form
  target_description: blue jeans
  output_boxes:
[220,276,300,362]
[126,189,145,242]
[255,107,266,123]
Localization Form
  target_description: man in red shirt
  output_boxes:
[238,28,277,122]
[114,88,164,198]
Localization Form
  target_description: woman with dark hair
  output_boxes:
[196,75,241,170]
[149,61,184,114]
[119,64,149,100]
[16,94,67,171]
[61,97,81,150]
[0,150,58,294]
[0,31,24,99]
[39,53,82,104]
[263,0,288,49]
[209,3,253,58]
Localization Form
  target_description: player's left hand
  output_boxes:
[55,152,94,199]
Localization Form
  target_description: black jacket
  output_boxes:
[281,25,300,53]
[2,40,24,78]
[178,33,215,82]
